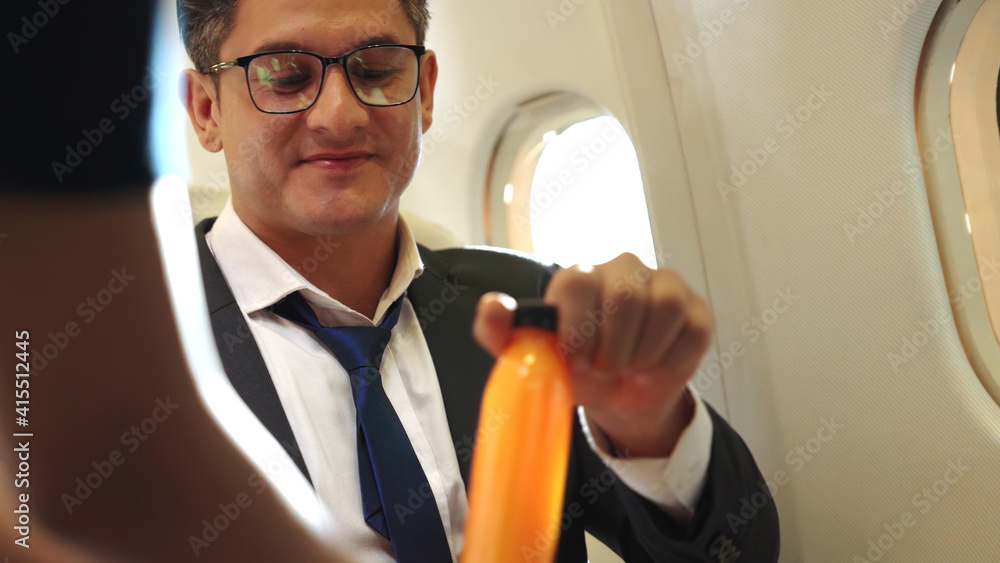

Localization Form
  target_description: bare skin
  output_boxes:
[0,193,346,562]
[183,0,438,320]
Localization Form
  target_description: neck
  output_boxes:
[244,212,400,321]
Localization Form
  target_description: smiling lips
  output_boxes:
[301,151,373,173]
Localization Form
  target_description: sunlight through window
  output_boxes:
[528,116,656,268]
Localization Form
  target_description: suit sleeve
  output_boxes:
[567,403,780,562]
[577,386,713,525]
[431,247,779,561]
[518,254,779,561]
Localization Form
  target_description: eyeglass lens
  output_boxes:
[246,47,419,112]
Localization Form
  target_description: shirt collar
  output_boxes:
[205,199,424,326]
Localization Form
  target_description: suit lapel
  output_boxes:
[196,222,512,491]
[409,245,495,486]
[195,218,312,483]
[195,226,586,558]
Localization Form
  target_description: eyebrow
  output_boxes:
[251,35,404,56]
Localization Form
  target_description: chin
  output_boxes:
[291,203,389,237]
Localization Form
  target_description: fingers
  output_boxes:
[594,257,651,371]
[629,269,692,372]
[472,292,517,358]
[544,253,711,376]
[543,265,602,369]
[661,294,714,377]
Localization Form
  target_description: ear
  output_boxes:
[181,69,223,153]
[418,50,438,133]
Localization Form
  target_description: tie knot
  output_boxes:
[316,325,392,372]
[270,292,405,373]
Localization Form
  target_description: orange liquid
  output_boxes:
[461,327,574,563]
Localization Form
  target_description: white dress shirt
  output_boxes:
[205,200,713,561]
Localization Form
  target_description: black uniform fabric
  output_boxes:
[195,218,781,562]
[1,1,155,194]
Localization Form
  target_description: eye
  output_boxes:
[254,63,314,93]
[273,72,313,91]
[355,67,398,81]
[348,54,402,83]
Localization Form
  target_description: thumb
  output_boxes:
[472,292,518,357]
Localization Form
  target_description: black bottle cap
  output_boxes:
[513,299,558,332]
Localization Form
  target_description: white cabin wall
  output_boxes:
[176,0,1000,560]
[652,0,1000,560]
[406,0,631,246]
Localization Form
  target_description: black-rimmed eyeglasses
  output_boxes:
[204,44,426,114]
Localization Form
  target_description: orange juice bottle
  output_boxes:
[461,300,574,563]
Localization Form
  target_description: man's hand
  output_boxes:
[472,252,713,458]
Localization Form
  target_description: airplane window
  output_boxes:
[528,116,656,268]
[485,92,657,268]
[917,0,1000,404]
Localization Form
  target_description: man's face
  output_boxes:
[202,0,436,241]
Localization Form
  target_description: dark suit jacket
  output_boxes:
[195,218,779,562]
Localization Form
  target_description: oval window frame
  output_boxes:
[917,0,1000,404]
[483,91,630,251]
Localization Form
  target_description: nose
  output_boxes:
[304,63,370,139]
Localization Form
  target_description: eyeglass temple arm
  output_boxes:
[204,59,238,75]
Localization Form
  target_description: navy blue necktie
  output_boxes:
[272,292,452,563]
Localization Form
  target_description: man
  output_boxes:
[178,0,779,561]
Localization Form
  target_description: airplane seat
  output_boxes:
[398,210,464,250]
[186,184,463,250]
